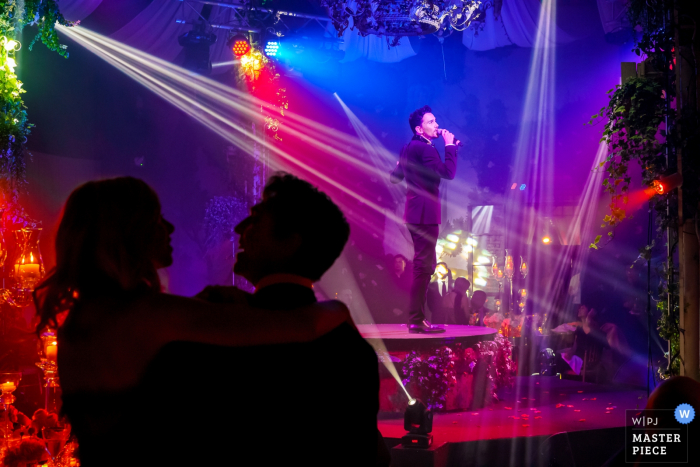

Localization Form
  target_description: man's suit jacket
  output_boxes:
[139,283,381,466]
[427,275,454,323]
[391,136,457,224]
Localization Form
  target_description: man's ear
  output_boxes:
[415,125,422,135]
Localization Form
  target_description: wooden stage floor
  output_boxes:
[357,324,497,351]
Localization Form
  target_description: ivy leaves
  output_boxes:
[588,77,667,249]
[1,1,72,197]
[22,0,72,57]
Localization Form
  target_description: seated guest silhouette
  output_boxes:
[445,277,471,324]
[471,290,489,326]
[427,262,454,324]
[35,177,355,466]
[165,173,384,466]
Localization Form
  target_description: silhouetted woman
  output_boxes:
[34,177,350,466]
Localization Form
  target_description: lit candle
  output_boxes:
[15,263,42,281]
[0,382,16,393]
[46,343,58,362]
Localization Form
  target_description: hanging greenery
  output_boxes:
[589,0,699,379]
[1,0,71,199]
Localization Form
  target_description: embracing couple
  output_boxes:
[36,174,388,466]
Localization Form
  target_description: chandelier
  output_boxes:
[322,1,494,45]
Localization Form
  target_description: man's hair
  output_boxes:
[394,254,408,263]
[262,172,350,281]
[454,277,471,291]
[409,105,432,135]
[471,290,487,308]
[35,177,163,334]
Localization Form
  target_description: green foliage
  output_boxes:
[589,0,697,379]
[0,0,72,199]
[22,0,72,57]
[591,77,667,231]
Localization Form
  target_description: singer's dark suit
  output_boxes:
[391,135,457,324]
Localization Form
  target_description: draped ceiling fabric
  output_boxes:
[463,0,573,50]
[59,0,105,22]
[61,0,573,68]
[338,17,417,63]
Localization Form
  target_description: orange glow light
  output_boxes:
[232,40,250,57]
[542,236,551,244]
[653,179,665,195]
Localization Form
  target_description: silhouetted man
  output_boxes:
[391,105,458,333]
[158,174,385,466]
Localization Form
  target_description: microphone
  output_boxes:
[437,129,463,148]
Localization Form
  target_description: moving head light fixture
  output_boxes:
[402,398,433,448]
[178,28,217,75]
[177,2,216,75]
[652,173,683,195]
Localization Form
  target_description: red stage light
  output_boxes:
[230,34,250,57]
[653,179,664,195]
[233,41,250,56]
[652,173,683,196]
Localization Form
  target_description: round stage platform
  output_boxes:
[357,324,497,351]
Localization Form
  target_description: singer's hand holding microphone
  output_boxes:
[437,129,463,147]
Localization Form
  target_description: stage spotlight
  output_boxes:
[538,348,558,376]
[178,29,217,75]
[652,173,683,195]
[542,236,551,244]
[264,41,279,57]
[229,34,250,57]
[402,399,433,449]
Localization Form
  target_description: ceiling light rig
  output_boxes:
[229,33,251,57]
[322,0,493,46]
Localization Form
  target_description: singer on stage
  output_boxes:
[390,105,458,334]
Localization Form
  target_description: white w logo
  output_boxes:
[679,410,691,419]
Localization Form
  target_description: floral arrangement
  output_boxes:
[0,408,76,466]
[401,336,517,411]
[475,334,517,397]
[1,437,49,467]
[482,312,504,330]
[401,347,455,410]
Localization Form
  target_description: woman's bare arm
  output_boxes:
[139,294,353,348]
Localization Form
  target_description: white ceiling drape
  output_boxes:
[463,0,573,50]
[58,0,105,22]
[59,0,575,66]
